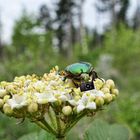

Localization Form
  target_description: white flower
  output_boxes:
[68,99,77,106]
[53,91,68,101]
[7,94,28,109]
[77,93,96,113]
[33,81,45,90]
[85,89,105,97]
[34,92,57,104]
[94,90,105,97]
[24,80,31,87]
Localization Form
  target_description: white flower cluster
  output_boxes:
[0,66,119,136]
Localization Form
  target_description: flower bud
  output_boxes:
[95,97,104,107]
[0,99,4,108]
[3,103,13,116]
[62,106,72,116]
[74,95,81,101]
[95,84,101,90]
[55,65,59,71]
[0,81,8,87]
[104,93,112,103]
[111,94,116,101]
[27,102,38,113]
[89,95,96,102]
[94,79,104,90]
[111,89,119,96]
[103,84,111,89]
[106,79,115,89]
[101,87,110,94]
[0,89,7,98]
[3,95,10,102]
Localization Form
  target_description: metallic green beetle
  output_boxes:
[63,62,99,90]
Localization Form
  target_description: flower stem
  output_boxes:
[36,121,51,133]
[48,106,57,130]
[50,104,63,137]
[41,119,57,135]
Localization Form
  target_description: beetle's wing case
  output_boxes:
[79,62,93,73]
[65,62,93,75]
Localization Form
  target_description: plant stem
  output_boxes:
[48,106,57,130]
[36,121,51,133]
[41,119,57,135]
[51,104,62,136]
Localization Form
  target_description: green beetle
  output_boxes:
[63,62,99,89]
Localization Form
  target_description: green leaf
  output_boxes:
[18,130,55,140]
[84,120,130,140]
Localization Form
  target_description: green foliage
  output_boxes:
[18,130,55,140]
[84,119,130,140]
[0,113,41,140]
[16,119,129,140]
[99,25,140,139]
[103,25,140,77]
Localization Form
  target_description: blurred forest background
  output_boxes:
[0,0,140,140]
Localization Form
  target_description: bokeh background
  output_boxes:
[0,0,140,139]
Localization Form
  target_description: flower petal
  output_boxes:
[77,103,85,113]
[86,102,96,110]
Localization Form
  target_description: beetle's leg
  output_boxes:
[63,76,67,81]
[72,80,79,88]
[91,70,104,82]
[91,70,99,82]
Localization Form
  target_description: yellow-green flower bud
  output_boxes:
[103,84,111,89]
[89,95,96,102]
[95,97,104,107]
[104,93,112,103]
[95,84,101,90]
[3,103,13,116]
[27,102,38,113]
[106,79,115,89]
[55,65,59,71]
[101,87,110,94]
[3,95,10,102]
[0,89,7,98]
[62,106,72,116]
[94,79,104,89]
[111,89,119,96]
[0,81,8,87]
[111,94,116,101]
[0,99,4,108]
[74,95,81,101]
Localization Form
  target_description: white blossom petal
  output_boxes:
[34,92,57,104]
[68,100,77,106]
[86,102,96,110]
[59,95,68,101]
[77,103,85,113]
[7,94,28,109]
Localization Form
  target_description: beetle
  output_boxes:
[62,62,99,91]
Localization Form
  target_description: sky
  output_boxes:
[0,0,139,43]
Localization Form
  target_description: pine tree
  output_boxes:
[55,0,76,57]
[38,4,52,31]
